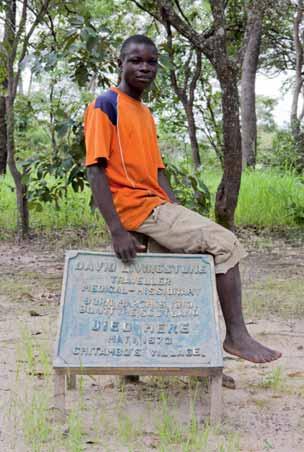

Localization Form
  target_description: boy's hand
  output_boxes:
[112,229,146,262]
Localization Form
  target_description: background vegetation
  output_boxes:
[1,0,304,237]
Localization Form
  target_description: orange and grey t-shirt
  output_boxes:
[84,86,170,230]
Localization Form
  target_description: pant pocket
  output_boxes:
[156,204,181,228]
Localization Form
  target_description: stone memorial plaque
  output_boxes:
[54,251,223,370]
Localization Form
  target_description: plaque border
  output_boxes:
[53,251,223,371]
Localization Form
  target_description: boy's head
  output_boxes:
[118,35,158,92]
[119,35,157,61]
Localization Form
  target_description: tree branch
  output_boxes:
[131,0,160,22]
[13,0,52,97]
[173,0,191,25]
[291,0,304,125]
[189,49,201,106]
[183,49,193,91]
[164,19,184,100]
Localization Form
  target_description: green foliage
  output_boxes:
[261,367,285,391]
[163,156,211,216]
[20,114,88,211]
[236,169,304,227]
[2,168,304,233]
[270,129,299,170]
[0,173,106,234]
[256,95,278,132]
[14,95,50,160]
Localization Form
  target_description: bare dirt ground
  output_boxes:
[0,230,303,451]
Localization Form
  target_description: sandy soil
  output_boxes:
[0,231,303,451]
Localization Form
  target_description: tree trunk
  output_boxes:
[241,7,263,169]
[209,0,243,230]
[135,0,245,229]
[164,22,201,169]
[184,102,201,168]
[0,95,7,175]
[215,70,242,230]
[5,0,29,237]
[49,80,58,159]
[291,0,304,170]
[6,94,29,237]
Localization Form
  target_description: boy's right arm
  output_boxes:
[87,163,145,261]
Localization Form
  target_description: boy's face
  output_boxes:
[119,42,158,91]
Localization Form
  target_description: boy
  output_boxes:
[84,35,281,364]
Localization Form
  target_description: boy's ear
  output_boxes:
[117,57,122,69]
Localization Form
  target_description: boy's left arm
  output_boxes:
[157,168,178,203]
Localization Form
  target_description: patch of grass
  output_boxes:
[20,327,36,373]
[0,276,33,299]
[156,390,184,445]
[261,367,285,391]
[66,408,85,452]
[203,168,304,228]
[0,173,108,238]
[236,169,304,227]
[0,270,62,306]
[252,398,269,409]
[117,412,139,444]
[218,432,241,452]
[249,367,291,396]
[243,277,304,319]
[2,169,304,237]
[22,391,52,452]
[182,425,211,452]
[12,328,62,451]
[263,438,275,450]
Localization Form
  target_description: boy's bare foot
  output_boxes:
[223,333,282,363]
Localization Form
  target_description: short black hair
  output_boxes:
[119,35,157,60]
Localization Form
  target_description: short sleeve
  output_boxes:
[84,102,114,166]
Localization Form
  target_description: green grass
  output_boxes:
[0,173,106,232]
[243,276,304,319]
[8,335,242,452]
[204,168,304,227]
[236,169,304,227]
[1,168,304,235]
[260,367,285,391]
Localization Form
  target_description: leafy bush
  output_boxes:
[20,106,88,211]
[270,129,299,170]
[163,156,211,216]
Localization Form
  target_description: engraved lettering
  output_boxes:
[110,321,119,332]
[157,324,166,334]
[144,324,154,333]
[92,319,100,331]
[180,323,190,334]
[122,322,132,332]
